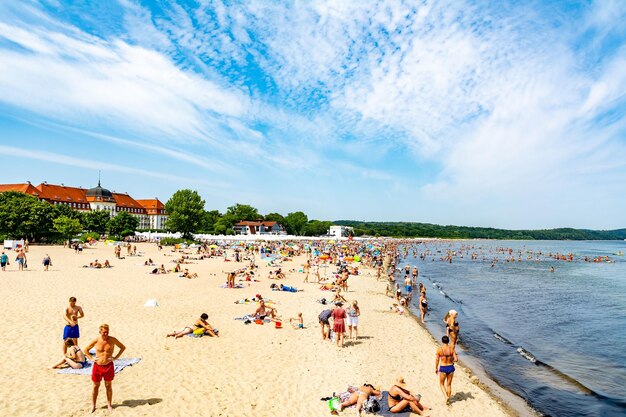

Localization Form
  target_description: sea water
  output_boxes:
[398,240,626,417]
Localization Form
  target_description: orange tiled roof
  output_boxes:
[136,199,165,210]
[35,183,88,203]
[0,183,41,196]
[112,193,139,208]
[234,221,262,226]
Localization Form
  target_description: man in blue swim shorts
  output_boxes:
[63,297,84,353]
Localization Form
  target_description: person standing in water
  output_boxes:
[444,310,460,347]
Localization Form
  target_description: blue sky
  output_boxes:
[0,0,625,229]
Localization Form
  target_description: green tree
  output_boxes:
[284,211,308,235]
[54,203,84,221]
[107,211,139,238]
[0,191,57,241]
[83,210,111,234]
[201,210,222,233]
[164,189,205,238]
[226,204,259,221]
[264,212,285,225]
[304,220,333,236]
[53,216,83,243]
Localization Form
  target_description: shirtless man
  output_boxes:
[63,297,84,353]
[253,300,277,320]
[84,324,126,413]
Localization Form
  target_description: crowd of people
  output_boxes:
[37,238,472,414]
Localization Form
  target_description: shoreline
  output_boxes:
[401,304,538,417]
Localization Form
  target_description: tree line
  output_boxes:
[334,220,626,240]
[0,191,138,242]
[164,189,331,238]
[1,189,624,242]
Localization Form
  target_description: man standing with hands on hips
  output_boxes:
[84,324,126,413]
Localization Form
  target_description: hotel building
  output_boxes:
[0,181,168,230]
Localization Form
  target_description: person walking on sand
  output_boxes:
[63,297,84,353]
[331,302,347,348]
[435,335,458,404]
[1,251,8,271]
[16,250,27,271]
[84,324,126,414]
[303,260,311,283]
[42,254,52,271]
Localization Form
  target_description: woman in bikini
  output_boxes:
[435,335,458,404]
[419,291,428,323]
[444,309,460,347]
[167,313,219,338]
[387,377,429,415]
[339,383,381,414]
[49,338,87,369]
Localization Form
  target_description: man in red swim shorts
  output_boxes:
[84,324,126,413]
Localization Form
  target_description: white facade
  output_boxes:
[329,225,354,237]
[88,201,116,216]
[149,214,168,230]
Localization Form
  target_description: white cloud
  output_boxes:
[0,144,226,186]
[1,0,624,227]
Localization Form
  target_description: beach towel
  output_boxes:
[56,358,141,375]
[234,315,271,324]
[375,391,411,417]
[219,283,244,289]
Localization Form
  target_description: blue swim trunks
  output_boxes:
[406,285,413,293]
[63,325,80,339]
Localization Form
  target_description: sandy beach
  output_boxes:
[0,241,513,416]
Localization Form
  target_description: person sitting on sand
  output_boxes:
[50,338,87,369]
[253,300,277,320]
[387,377,430,415]
[91,260,102,268]
[275,268,286,280]
[391,303,405,315]
[181,269,198,279]
[158,264,167,274]
[339,383,381,414]
[289,312,304,329]
[103,260,111,268]
[331,288,347,304]
[167,313,219,338]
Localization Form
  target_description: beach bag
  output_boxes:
[327,397,340,412]
[363,396,380,414]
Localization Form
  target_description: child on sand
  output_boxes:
[289,313,304,329]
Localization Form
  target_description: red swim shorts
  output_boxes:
[91,362,115,382]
